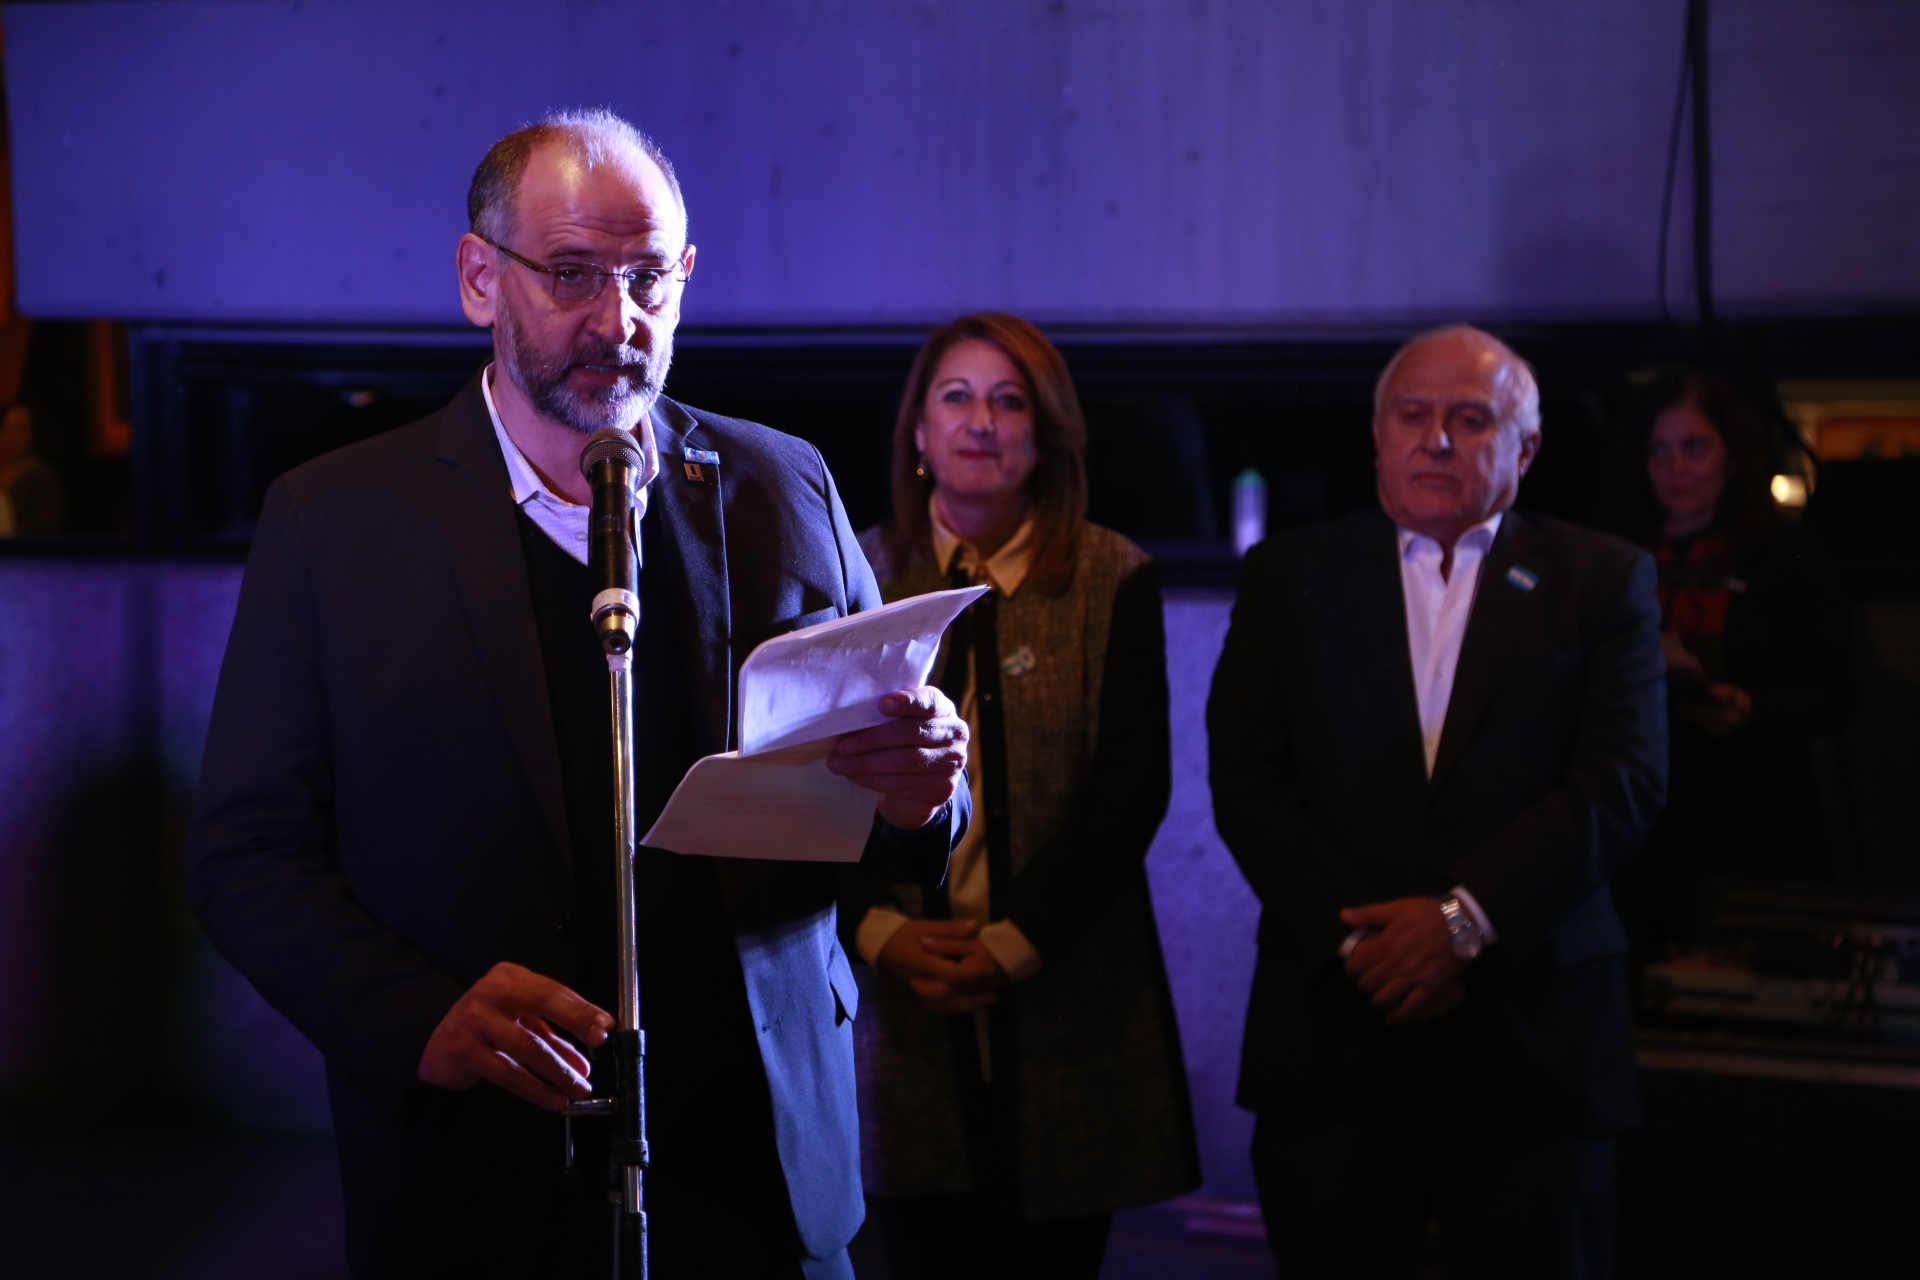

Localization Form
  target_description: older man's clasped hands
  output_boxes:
[1339,897,1468,1024]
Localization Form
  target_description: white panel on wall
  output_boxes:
[4,0,1915,325]
[1712,0,1920,314]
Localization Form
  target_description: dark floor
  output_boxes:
[0,1119,1273,1279]
[0,1121,348,1280]
[6,1067,1919,1278]
[1098,1207,1275,1280]
[845,1200,1277,1280]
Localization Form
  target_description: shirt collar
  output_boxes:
[481,364,651,521]
[1396,510,1504,561]
[483,365,560,508]
[929,499,1037,596]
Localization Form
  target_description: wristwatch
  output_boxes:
[1438,895,1485,961]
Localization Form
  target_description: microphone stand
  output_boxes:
[567,426,657,1280]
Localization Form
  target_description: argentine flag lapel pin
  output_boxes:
[1505,565,1539,593]
[682,448,721,485]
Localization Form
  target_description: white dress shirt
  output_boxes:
[1394,513,1501,944]
[482,364,649,564]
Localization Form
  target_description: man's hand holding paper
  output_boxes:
[644,585,987,861]
[829,686,969,830]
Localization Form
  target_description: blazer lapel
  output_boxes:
[430,372,573,866]
[650,398,734,756]
[1428,511,1545,796]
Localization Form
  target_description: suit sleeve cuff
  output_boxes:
[856,905,912,968]
[1450,884,1498,945]
[980,919,1044,982]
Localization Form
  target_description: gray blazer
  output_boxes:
[844,522,1200,1220]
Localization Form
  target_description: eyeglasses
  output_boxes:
[487,239,693,309]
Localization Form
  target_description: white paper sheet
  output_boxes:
[642,585,987,862]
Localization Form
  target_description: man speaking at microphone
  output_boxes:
[185,110,968,1280]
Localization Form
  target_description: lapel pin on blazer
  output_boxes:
[1505,565,1539,593]
[681,448,721,485]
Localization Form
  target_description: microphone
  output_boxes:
[580,427,654,656]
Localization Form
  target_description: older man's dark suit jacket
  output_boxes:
[1208,508,1666,1137]
[185,374,959,1272]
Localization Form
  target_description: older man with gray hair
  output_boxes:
[1208,325,1667,1278]
[187,109,969,1279]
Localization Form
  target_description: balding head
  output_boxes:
[454,108,694,464]
[468,108,686,250]
[1375,325,1539,439]
[1371,325,1542,551]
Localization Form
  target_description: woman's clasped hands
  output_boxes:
[876,918,1011,1015]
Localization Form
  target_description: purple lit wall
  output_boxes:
[1144,590,1257,1199]
[0,560,331,1127]
[0,562,1256,1188]
[6,0,1919,326]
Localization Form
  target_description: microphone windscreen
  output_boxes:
[580,427,645,479]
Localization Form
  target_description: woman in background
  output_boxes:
[843,312,1198,1280]
[1603,371,1851,955]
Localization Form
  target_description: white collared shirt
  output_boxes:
[482,364,649,565]
[1393,512,1503,944]
[1398,513,1502,777]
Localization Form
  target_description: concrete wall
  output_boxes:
[7,0,1917,327]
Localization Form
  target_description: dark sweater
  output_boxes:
[515,507,798,1266]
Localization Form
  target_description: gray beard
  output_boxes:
[494,293,671,436]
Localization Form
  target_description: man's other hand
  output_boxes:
[875,918,1008,1015]
[1340,897,1466,1023]
[417,961,614,1110]
[828,686,969,830]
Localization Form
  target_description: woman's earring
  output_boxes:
[915,452,930,479]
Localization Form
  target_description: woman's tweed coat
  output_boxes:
[844,521,1200,1221]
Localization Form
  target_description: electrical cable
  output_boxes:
[1655,7,1694,324]
[1688,0,1716,326]
[1657,0,1715,326]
